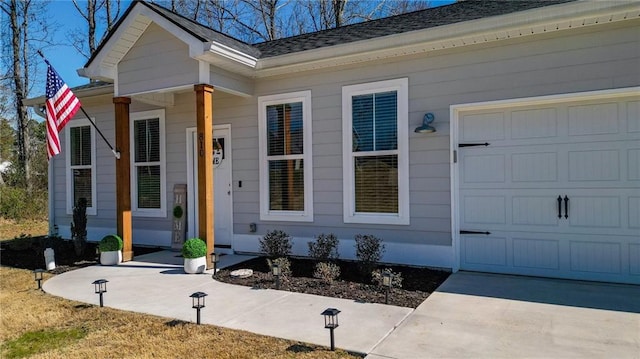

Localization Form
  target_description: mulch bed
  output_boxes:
[216,257,450,308]
[0,236,161,274]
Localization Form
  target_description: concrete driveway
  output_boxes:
[367,272,640,358]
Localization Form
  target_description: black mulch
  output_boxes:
[215,257,450,308]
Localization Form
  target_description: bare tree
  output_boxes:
[71,0,121,59]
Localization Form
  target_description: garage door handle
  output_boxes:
[564,196,569,219]
[557,196,562,218]
[460,230,491,235]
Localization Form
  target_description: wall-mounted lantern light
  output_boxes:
[321,308,340,351]
[415,113,436,133]
[190,291,208,325]
[92,279,108,307]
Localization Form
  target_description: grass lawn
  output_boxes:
[0,219,49,241]
[0,267,359,358]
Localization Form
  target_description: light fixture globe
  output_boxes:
[415,113,436,133]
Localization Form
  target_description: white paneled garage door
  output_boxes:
[454,89,640,284]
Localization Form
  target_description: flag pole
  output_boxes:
[38,50,120,160]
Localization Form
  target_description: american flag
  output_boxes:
[45,60,81,159]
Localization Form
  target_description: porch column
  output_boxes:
[194,84,215,269]
[113,97,133,262]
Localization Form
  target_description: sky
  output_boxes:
[41,0,455,94]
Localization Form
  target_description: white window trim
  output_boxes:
[258,90,314,222]
[130,109,167,218]
[65,119,97,216]
[342,78,410,225]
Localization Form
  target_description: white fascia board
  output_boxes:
[255,1,640,77]
[206,41,258,68]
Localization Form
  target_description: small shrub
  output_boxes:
[354,234,386,277]
[0,186,48,221]
[181,238,207,258]
[98,234,123,252]
[313,262,341,284]
[308,233,339,262]
[259,230,292,259]
[71,198,88,257]
[267,257,292,280]
[371,268,403,289]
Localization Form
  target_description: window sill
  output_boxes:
[344,213,409,225]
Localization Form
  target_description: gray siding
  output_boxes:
[118,22,199,95]
[52,19,640,250]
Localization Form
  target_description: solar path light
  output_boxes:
[382,270,392,304]
[272,263,281,290]
[321,308,340,351]
[210,252,220,277]
[190,291,207,325]
[34,269,45,290]
[92,279,108,307]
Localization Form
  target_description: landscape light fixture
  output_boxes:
[210,252,220,277]
[414,113,436,133]
[92,279,108,307]
[190,291,207,325]
[382,270,392,304]
[34,268,44,290]
[272,263,281,290]
[321,308,340,351]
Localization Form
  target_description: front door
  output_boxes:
[187,125,233,251]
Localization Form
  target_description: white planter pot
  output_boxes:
[184,256,207,274]
[100,251,122,266]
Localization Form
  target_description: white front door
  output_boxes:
[187,125,233,251]
[454,91,640,284]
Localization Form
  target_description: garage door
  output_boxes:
[456,91,640,284]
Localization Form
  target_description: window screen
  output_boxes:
[69,126,92,207]
[266,102,304,211]
[134,118,161,209]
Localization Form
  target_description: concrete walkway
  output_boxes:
[43,252,640,357]
[367,272,640,358]
[43,251,412,355]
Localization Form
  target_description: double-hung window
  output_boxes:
[131,110,166,217]
[66,120,97,215]
[342,78,409,225]
[258,91,313,222]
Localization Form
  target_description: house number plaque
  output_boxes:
[171,184,187,250]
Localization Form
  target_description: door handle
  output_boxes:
[557,196,562,219]
[563,196,569,219]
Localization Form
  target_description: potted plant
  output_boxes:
[182,238,207,274]
[99,234,123,265]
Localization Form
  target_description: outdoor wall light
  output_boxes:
[272,263,281,290]
[415,113,436,133]
[382,270,392,304]
[190,291,208,325]
[34,268,44,290]
[92,279,108,307]
[321,308,340,351]
[210,252,220,277]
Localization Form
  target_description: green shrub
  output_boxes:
[98,234,123,252]
[308,233,339,262]
[181,238,207,258]
[354,234,385,277]
[371,268,403,289]
[0,186,47,221]
[173,205,183,219]
[313,262,341,284]
[71,198,88,256]
[259,230,292,259]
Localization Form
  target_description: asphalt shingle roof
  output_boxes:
[253,0,576,58]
